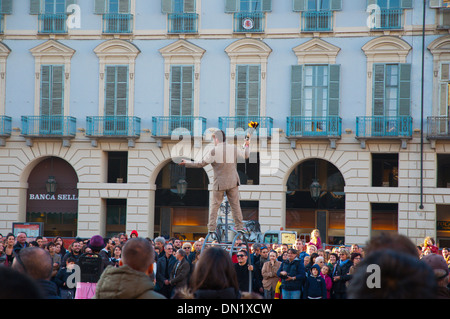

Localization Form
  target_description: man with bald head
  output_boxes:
[94,237,166,299]
[12,247,60,299]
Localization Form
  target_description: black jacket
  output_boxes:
[332,259,353,294]
[156,254,177,288]
[37,279,60,299]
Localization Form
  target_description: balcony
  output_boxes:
[218,116,273,140]
[21,116,76,146]
[427,116,450,148]
[302,11,333,32]
[152,116,206,147]
[0,115,11,146]
[371,8,403,30]
[38,13,67,34]
[102,13,133,34]
[233,12,265,33]
[168,13,198,33]
[356,116,412,148]
[86,116,140,147]
[286,116,341,148]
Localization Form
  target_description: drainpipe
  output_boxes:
[419,0,426,210]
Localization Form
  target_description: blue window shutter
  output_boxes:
[30,0,41,14]
[40,65,64,116]
[247,65,260,116]
[398,63,411,116]
[41,65,51,115]
[225,0,238,13]
[262,0,272,12]
[161,0,172,13]
[118,0,129,13]
[401,0,413,9]
[291,65,303,116]
[184,0,196,13]
[293,0,307,12]
[181,66,194,116]
[1,0,13,14]
[373,64,385,116]
[328,64,340,116]
[105,65,128,116]
[170,66,182,116]
[94,0,106,14]
[236,65,260,117]
[236,65,248,116]
[331,0,342,11]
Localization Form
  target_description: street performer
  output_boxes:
[179,129,250,235]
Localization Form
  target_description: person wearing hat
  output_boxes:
[130,230,138,238]
[421,254,450,299]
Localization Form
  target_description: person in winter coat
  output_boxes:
[320,264,333,299]
[303,264,327,299]
[332,248,353,299]
[261,250,282,299]
[53,257,77,299]
[276,248,305,299]
[94,238,165,299]
[155,243,177,298]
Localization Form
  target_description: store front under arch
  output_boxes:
[26,156,79,237]
[285,158,345,246]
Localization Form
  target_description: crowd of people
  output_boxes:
[0,229,449,300]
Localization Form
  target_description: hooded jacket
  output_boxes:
[303,265,327,299]
[94,265,166,299]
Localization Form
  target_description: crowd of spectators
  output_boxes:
[0,230,449,300]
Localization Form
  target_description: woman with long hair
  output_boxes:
[189,247,240,299]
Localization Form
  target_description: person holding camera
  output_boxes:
[276,248,305,299]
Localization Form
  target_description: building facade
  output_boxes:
[1,0,450,246]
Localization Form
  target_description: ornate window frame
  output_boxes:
[225,38,272,116]
[93,39,140,116]
[30,40,75,116]
[159,40,205,116]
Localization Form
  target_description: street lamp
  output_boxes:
[219,193,230,242]
[176,179,188,199]
[46,176,57,195]
[309,159,322,202]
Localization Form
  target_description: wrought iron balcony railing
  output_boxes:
[86,116,140,137]
[168,13,198,33]
[152,116,206,138]
[286,116,342,137]
[233,12,265,33]
[302,10,333,32]
[218,116,273,137]
[356,116,412,138]
[38,13,67,33]
[102,13,133,34]
[0,115,11,136]
[21,116,76,137]
[427,116,450,139]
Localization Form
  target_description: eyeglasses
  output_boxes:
[237,255,245,258]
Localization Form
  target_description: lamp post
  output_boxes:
[310,159,322,202]
[46,175,57,195]
[220,193,230,242]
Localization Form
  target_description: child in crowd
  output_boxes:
[303,264,327,299]
[320,264,333,299]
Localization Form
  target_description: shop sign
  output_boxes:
[29,193,78,201]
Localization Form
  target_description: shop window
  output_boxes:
[437,154,450,188]
[437,205,450,247]
[371,203,398,237]
[107,151,128,183]
[105,198,126,237]
[372,153,398,187]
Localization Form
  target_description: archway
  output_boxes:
[26,157,79,237]
[154,161,209,240]
[285,158,345,246]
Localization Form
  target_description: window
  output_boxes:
[0,42,10,116]
[367,0,412,30]
[438,63,450,120]
[0,0,13,34]
[105,199,126,237]
[162,0,198,33]
[236,65,260,117]
[30,0,74,33]
[225,0,271,33]
[371,203,398,237]
[107,151,128,183]
[237,152,260,185]
[372,153,398,187]
[170,65,194,117]
[94,0,133,33]
[437,154,450,188]
[293,0,341,31]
